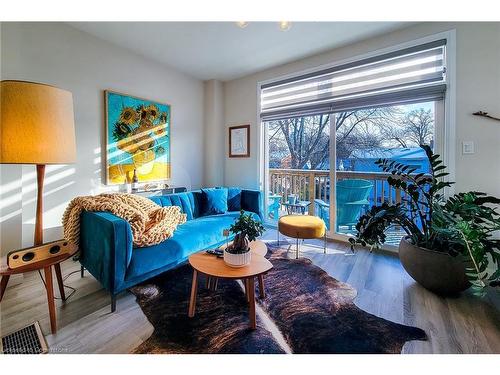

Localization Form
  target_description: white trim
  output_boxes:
[257,86,269,218]
[442,29,457,196]
[328,112,336,238]
[257,29,457,248]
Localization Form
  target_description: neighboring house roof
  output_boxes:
[270,150,290,159]
[349,147,426,160]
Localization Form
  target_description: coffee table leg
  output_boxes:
[0,275,10,302]
[245,279,250,302]
[258,274,265,299]
[248,277,256,329]
[188,269,198,317]
[44,266,57,334]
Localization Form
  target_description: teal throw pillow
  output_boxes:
[201,188,228,215]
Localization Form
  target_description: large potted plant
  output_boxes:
[224,210,265,268]
[349,145,500,295]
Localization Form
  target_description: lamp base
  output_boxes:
[34,164,45,246]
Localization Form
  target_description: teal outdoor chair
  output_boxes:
[314,179,373,231]
[314,198,330,230]
[268,194,282,220]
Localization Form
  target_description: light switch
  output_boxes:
[462,141,475,154]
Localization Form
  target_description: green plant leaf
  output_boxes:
[350,144,500,291]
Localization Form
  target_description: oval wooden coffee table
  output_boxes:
[217,240,268,299]
[188,249,272,330]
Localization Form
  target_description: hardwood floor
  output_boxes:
[1,228,499,353]
[0,261,153,354]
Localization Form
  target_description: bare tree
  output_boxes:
[381,108,434,148]
[274,114,330,169]
[268,107,398,169]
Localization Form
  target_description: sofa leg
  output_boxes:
[80,265,85,278]
[111,294,116,313]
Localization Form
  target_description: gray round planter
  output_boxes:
[399,237,470,295]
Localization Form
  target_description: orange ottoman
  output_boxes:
[278,215,327,259]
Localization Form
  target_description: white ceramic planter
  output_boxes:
[223,249,251,268]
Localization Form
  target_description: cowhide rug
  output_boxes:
[130,243,426,354]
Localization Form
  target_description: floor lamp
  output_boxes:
[1,80,76,246]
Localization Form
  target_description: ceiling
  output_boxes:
[69,22,413,81]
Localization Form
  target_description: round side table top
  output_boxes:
[218,239,268,257]
[189,247,272,280]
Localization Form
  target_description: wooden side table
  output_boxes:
[188,251,272,329]
[0,247,78,334]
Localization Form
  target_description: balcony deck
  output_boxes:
[268,207,406,246]
[267,168,412,246]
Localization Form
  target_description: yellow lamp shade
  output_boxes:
[1,80,76,164]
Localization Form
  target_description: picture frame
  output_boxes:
[104,90,171,185]
[228,124,250,158]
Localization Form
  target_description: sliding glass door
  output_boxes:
[262,99,441,244]
[260,38,448,244]
[333,100,439,244]
[264,113,332,226]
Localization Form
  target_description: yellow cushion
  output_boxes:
[278,215,326,239]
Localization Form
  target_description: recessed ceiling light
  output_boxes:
[279,21,292,31]
[236,21,249,29]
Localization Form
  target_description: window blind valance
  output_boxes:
[260,39,446,121]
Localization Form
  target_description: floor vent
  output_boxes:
[1,321,48,354]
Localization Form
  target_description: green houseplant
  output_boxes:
[349,145,500,294]
[224,210,265,267]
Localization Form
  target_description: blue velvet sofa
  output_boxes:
[79,188,263,311]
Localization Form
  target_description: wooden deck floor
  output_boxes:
[1,228,499,354]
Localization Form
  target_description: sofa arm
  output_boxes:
[241,189,264,220]
[79,211,133,294]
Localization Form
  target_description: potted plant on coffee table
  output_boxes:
[224,210,265,268]
[349,145,500,295]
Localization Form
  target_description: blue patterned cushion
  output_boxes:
[201,188,228,215]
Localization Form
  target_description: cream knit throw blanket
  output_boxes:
[62,193,187,247]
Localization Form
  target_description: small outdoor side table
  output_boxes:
[283,200,311,215]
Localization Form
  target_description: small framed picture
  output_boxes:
[228,124,250,158]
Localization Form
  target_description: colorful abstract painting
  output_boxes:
[105,91,171,185]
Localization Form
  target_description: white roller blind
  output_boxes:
[261,39,446,121]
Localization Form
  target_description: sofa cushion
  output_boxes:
[149,195,172,207]
[201,188,228,215]
[125,210,259,280]
[227,187,242,211]
[150,192,195,220]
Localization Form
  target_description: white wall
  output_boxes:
[0,22,204,254]
[223,22,500,198]
[203,80,225,186]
